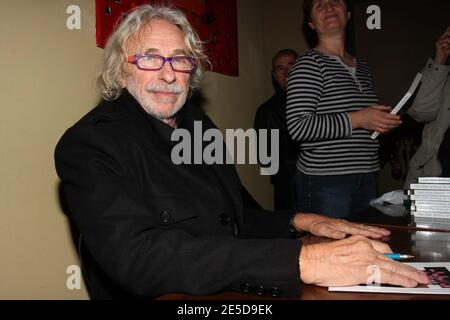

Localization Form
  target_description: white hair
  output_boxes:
[97,4,210,100]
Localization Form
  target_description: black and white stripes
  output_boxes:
[286,49,380,175]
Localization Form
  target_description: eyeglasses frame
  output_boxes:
[127,54,198,73]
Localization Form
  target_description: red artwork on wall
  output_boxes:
[95,0,239,76]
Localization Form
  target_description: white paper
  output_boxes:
[371,73,423,140]
[329,262,450,295]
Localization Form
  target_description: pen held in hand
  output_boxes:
[384,253,415,260]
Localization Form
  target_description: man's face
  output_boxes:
[309,0,350,36]
[123,19,191,122]
[273,53,297,91]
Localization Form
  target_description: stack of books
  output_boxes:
[407,177,450,223]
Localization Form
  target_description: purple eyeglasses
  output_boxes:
[127,54,197,73]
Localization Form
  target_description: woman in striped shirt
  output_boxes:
[286,0,402,218]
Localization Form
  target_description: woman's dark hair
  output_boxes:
[302,0,315,25]
[302,0,319,48]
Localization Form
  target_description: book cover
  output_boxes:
[412,201,450,207]
[411,206,450,213]
[410,184,450,191]
[418,177,450,184]
[411,211,450,219]
[410,195,450,201]
[371,73,423,140]
[329,263,450,295]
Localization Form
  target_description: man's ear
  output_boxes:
[347,11,351,21]
[308,21,316,30]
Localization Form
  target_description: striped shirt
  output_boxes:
[286,49,380,175]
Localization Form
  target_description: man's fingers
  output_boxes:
[367,239,393,254]
[316,225,347,239]
[377,257,429,285]
[337,222,390,238]
[344,235,392,254]
[379,269,418,288]
[358,224,391,236]
[337,223,385,239]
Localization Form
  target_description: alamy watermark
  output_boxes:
[65,4,381,31]
[66,265,81,290]
[66,5,81,30]
[367,265,381,287]
[366,5,381,30]
[171,122,279,176]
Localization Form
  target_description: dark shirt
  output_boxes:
[254,91,299,210]
[254,91,299,185]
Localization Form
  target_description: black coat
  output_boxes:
[254,92,300,210]
[55,89,302,299]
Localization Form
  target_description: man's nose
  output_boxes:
[158,62,176,83]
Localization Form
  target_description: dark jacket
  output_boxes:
[254,91,300,210]
[55,89,302,299]
[254,91,299,183]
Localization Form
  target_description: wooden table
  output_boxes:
[159,210,450,300]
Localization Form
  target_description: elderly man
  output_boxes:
[254,49,300,211]
[55,5,428,299]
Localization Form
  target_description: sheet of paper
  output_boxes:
[329,262,450,295]
[371,73,423,140]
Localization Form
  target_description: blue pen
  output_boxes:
[384,253,414,260]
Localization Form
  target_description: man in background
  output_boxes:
[254,49,300,210]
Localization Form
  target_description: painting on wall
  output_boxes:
[96,0,239,76]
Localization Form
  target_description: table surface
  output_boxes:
[159,209,450,300]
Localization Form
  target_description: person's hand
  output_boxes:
[292,213,391,239]
[435,27,450,65]
[349,105,402,133]
[299,235,430,287]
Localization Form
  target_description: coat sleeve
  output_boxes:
[407,58,450,122]
[239,185,300,239]
[55,125,303,298]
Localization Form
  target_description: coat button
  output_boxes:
[240,282,252,294]
[271,287,282,297]
[256,285,266,296]
[219,213,230,226]
[160,210,171,224]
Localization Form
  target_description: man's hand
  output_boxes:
[435,27,450,65]
[299,235,429,287]
[349,105,402,133]
[293,213,391,239]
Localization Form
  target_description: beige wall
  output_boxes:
[0,0,101,299]
[0,0,307,299]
